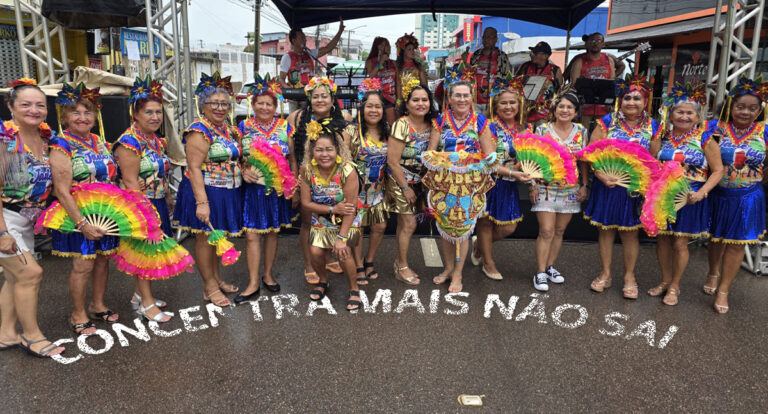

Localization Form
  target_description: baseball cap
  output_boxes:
[529,41,551,55]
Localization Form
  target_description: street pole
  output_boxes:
[253,0,262,75]
[347,29,351,59]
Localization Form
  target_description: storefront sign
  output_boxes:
[120,28,173,58]
[463,19,474,43]
[674,48,708,85]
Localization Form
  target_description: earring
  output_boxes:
[336,155,342,164]
[311,158,318,166]
[331,104,337,112]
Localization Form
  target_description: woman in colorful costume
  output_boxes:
[428,79,497,293]
[50,82,120,334]
[530,89,589,291]
[472,75,531,281]
[647,83,723,306]
[113,75,174,321]
[395,33,428,104]
[173,72,243,307]
[365,37,398,124]
[288,76,350,284]
[300,122,362,311]
[703,76,768,313]
[0,79,64,357]
[348,79,389,285]
[235,74,297,304]
[386,74,437,285]
[584,75,661,299]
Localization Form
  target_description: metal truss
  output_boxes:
[145,0,195,128]
[13,0,70,84]
[705,0,766,110]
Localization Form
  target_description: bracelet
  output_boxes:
[75,218,87,230]
[0,230,9,237]
[337,234,349,243]
[329,205,334,215]
[400,185,409,191]
[195,200,209,205]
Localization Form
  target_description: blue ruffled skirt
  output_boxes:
[659,181,709,237]
[150,197,173,237]
[242,182,297,232]
[584,178,642,230]
[483,179,522,225]
[51,230,120,258]
[709,183,765,243]
[173,176,243,235]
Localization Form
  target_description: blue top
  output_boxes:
[114,126,171,199]
[50,130,117,184]
[433,110,488,153]
[596,113,661,150]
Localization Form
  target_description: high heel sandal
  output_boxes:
[714,290,729,314]
[355,267,368,286]
[138,303,172,322]
[662,288,680,306]
[203,289,231,307]
[217,281,239,293]
[394,262,420,285]
[647,282,670,297]
[131,292,167,311]
[703,274,720,295]
[622,284,639,300]
[590,277,612,293]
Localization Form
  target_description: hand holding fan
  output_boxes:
[35,183,163,241]
[640,161,693,236]
[112,235,195,279]
[246,139,297,198]
[576,139,660,194]
[512,132,578,185]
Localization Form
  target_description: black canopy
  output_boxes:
[273,0,603,31]
[42,0,147,29]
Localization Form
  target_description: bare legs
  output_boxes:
[354,220,386,281]
[592,228,639,296]
[69,255,116,331]
[475,216,517,274]
[653,235,689,305]
[714,244,745,312]
[309,245,359,310]
[534,212,572,273]
[433,239,469,293]
[244,231,279,295]
[195,233,230,306]
[394,213,419,282]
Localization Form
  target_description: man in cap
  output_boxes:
[517,41,563,126]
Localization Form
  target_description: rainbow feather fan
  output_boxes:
[207,229,240,266]
[576,139,660,194]
[112,236,195,280]
[35,183,163,241]
[512,132,578,185]
[246,139,297,198]
[640,161,692,236]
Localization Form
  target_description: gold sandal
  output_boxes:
[394,262,420,285]
[714,290,729,314]
[662,288,680,306]
[204,289,231,307]
[703,274,720,295]
[590,277,612,292]
[622,284,639,300]
[217,281,239,294]
[648,282,670,297]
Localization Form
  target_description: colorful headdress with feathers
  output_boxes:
[10,78,37,87]
[489,72,525,122]
[55,82,105,141]
[245,73,283,101]
[400,72,421,101]
[304,76,337,96]
[443,62,476,87]
[659,82,706,132]
[195,71,233,96]
[129,75,164,105]
[721,74,768,123]
[614,73,653,114]
[396,33,418,55]
[357,78,381,101]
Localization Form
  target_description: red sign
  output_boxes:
[463,19,474,42]
[88,57,102,70]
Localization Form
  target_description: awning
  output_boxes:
[272,0,603,31]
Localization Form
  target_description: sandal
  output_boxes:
[131,292,167,311]
[19,335,64,358]
[623,284,639,300]
[326,261,343,274]
[714,290,729,314]
[346,290,361,311]
[138,303,172,323]
[394,262,420,285]
[647,282,670,297]
[304,271,320,284]
[309,282,329,301]
[662,288,680,306]
[355,267,368,286]
[71,320,96,336]
[703,274,720,295]
[203,289,231,307]
[590,277,612,292]
[432,272,451,285]
[218,281,239,293]
[0,339,20,351]
[89,309,119,323]
[364,261,379,280]
[448,280,463,293]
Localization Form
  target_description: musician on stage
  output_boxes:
[568,33,625,128]
[517,41,563,127]
[469,27,511,113]
[279,18,345,113]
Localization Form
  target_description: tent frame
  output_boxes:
[13,0,70,85]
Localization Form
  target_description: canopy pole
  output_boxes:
[564,29,571,68]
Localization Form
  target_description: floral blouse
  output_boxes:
[114,125,171,199]
[0,121,53,210]
[705,120,768,188]
[183,117,242,189]
[50,130,117,184]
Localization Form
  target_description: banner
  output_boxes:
[463,19,474,43]
[120,28,173,58]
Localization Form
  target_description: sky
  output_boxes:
[187,0,421,51]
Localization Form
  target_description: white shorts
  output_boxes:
[0,208,35,258]
[530,184,581,214]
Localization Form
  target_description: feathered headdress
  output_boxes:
[304,76,337,96]
[129,75,164,105]
[195,71,233,96]
[10,78,37,87]
[720,74,768,123]
[55,82,105,142]
[489,72,525,121]
[396,33,418,55]
[244,73,284,119]
[614,73,653,114]
[400,72,421,102]
[546,84,580,122]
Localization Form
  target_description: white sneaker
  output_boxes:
[546,266,564,284]
[533,272,549,292]
[470,235,482,266]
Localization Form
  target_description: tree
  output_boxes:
[361,51,369,61]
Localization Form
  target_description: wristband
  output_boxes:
[400,185,409,192]
[75,217,87,230]
[196,200,209,205]
[329,205,334,215]
[337,234,349,243]
[0,230,9,237]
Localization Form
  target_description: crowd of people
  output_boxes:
[0,24,766,360]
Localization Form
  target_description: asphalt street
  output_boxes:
[1,235,766,412]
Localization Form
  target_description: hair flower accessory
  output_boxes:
[307,120,323,141]
[11,78,37,87]
[400,73,421,101]
[357,78,381,100]
[304,76,337,96]
[395,33,418,55]
[195,71,233,96]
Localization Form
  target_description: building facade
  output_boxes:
[415,13,461,49]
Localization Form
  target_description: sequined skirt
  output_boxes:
[309,227,361,249]
[709,183,765,244]
[658,181,709,238]
[385,174,426,214]
[482,179,522,225]
[583,178,642,230]
[242,182,298,233]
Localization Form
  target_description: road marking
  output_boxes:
[421,238,443,267]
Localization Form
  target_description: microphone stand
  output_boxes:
[303,46,332,77]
